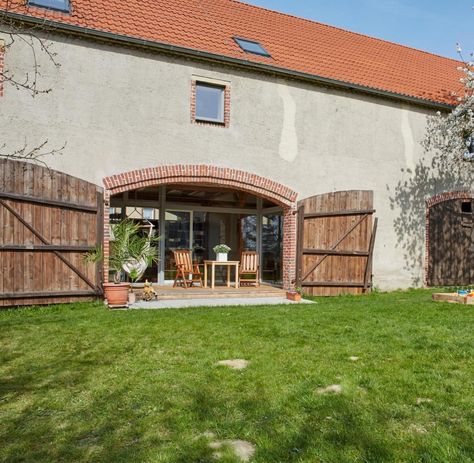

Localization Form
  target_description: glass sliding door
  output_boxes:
[190,211,257,285]
[192,212,257,261]
[164,210,191,281]
[262,213,283,285]
[108,205,161,282]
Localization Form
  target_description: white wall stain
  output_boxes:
[277,80,298,162]
[401,108,415,171]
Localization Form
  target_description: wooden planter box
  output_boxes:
[432,292,474,305]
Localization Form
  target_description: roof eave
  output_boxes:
[3,11,455,111]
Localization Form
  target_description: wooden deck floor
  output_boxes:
[133,284,286,301]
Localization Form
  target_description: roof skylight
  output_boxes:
[28,0,70,13]
[234,37,271,57]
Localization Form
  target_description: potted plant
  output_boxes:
[213,244,231,262]
[85,220,160,307]
[287,286,303,302]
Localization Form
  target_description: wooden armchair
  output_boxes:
[239,251,260,287]
[173,249,203,288]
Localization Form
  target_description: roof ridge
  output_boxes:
[230,0,463,65]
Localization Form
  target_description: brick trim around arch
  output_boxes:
[424,191,474,286]
[103,165,298,291]
[104,165,297,207]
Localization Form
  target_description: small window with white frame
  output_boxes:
[195,82,225,124]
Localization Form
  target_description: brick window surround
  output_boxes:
[103,165,298,290]
[424,191,474,286]
[190,80,231,127]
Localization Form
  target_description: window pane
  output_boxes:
[29,0,70,12]
[196,84,224,122]
[262,214,283,285]
[165,211,191,280]
[234,38,271,57]
[143,208,154,220]
[192,212,256,284]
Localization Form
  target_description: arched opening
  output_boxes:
[103,165,297,290]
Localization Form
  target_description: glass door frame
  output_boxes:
[161,204,262,284]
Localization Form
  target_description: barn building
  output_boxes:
[0,0,467,305]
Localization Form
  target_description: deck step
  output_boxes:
[134,284,286,301]
[156,292,285,300]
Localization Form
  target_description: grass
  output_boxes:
[0,290,473,462]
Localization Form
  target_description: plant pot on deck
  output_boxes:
[103,283,130,307]
[216,253,228,262]
[286,291,302,302]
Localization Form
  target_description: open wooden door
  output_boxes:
[296,190,377,296]
[0,159,104,307]
[427,196,474,286]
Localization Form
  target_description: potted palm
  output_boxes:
[85,220,160,307]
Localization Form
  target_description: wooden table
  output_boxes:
[203,260,240,289]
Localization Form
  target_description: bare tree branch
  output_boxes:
[0,140,65,168]
[0,0,60,96]
[0,0,67,164]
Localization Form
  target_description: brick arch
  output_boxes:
[424,191,474,286]
[103,165,298,290]
[425,191,474,209]
[103,165,297,207]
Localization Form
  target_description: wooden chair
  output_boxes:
[173,249,203,288]
[239,251,260,287]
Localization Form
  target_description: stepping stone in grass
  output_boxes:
[316,384,342,394]
[349,356,360,361]
[408,424,428,434]
[210,439,256,462]
[217,359,249,370]
[416,397,433,404]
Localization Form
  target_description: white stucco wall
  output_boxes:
[1,31,464,289]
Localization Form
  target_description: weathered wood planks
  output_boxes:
[296,190,377,296]
[0,159,103,307]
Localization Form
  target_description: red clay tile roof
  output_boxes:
[2,0,463,105]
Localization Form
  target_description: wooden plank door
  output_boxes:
[427,197,474,286]
[296,190,377,296]
[0,159,104,307]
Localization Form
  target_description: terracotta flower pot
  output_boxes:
[286,291,302,302]
[103,283,130,307]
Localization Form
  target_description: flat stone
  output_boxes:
[416,397,433,404]
[210,439,255,462]
[316,384,342,395]
[217,359,249,370]
[349,356,360,361]
[409,424,428,434]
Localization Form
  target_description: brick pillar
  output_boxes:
[103,191,111,284]
[282,203,297,291]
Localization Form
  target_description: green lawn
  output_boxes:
[1,290,473,462]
